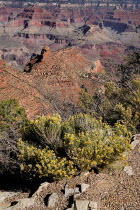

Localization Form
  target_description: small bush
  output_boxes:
[0,99,27,131]
[62,113,101,135]
[21,114,62,148]
[79,91,93,111]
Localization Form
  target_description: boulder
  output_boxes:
[6,198,35,210]
[0,191,19,209]
[75,200,89,210]
[89,201,97,210]
[32,182,49,198]
[65,186,74,197]
[48,193,59,208]
[123,166,134,176]
[81,183,90,193]
[131,134,140,149]
[74,187,80,194]
[0,191,17,203]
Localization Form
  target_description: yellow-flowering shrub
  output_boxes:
[63,114,131,170]
[17,139,76,181]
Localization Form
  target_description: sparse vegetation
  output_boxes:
[92,51,140,133]
[0,99,28,176]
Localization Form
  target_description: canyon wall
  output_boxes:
[0,5,139,69]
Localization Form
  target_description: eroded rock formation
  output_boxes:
[0,5,139,69]
[0,46,103,118]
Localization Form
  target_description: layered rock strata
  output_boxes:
[0,5,139,69]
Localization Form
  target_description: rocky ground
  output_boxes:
[0,134,140,210]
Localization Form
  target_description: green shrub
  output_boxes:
[114,104,137,133]
[79,91,93,111]
[62,113,101,135]
[0,99,27,131]
[17,139,76,181]
[21,114,62,148]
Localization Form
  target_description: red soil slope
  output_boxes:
[0,47,103,118]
